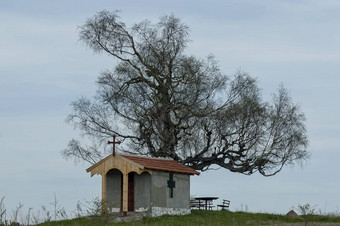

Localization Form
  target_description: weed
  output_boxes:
[11,202,23,225]
[296,203,317,226]
[0,197,7,225]
[50,192,68,221]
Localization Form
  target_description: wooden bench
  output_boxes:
[190,199,205,209]
[217,199,230,210]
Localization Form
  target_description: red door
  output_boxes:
[128,173,135,211]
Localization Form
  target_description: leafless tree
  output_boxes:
[63,10,309,176]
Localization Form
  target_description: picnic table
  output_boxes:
[194,197,219,210]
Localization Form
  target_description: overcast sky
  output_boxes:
[1,0,340,217]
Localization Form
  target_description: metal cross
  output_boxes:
[167,173,176,198]
[108,135,121,156]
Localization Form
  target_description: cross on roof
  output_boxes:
[108,135,121,156]
[167,173,176,198]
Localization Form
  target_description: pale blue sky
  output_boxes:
[1,0,340,216]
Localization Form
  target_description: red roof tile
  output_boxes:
[121,155,200,175]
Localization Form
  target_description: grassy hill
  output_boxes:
[36,210,340,226]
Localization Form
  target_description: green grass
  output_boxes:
[37,210,340,226]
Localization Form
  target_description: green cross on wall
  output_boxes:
[167,173,176,198]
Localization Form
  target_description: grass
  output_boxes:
[36,210,340,226]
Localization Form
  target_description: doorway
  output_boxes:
[128,172,135,211]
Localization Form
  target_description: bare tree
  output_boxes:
[63,10,309,176]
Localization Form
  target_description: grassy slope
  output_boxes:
[37,210,340,226]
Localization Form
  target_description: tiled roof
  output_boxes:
[121,155,200,175]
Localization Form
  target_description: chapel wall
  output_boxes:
[134,171,151,212]
[106,169,122,211]
[150,171,190,209]
[167,173,190,209]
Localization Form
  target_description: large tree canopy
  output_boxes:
[63,11,309,176]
